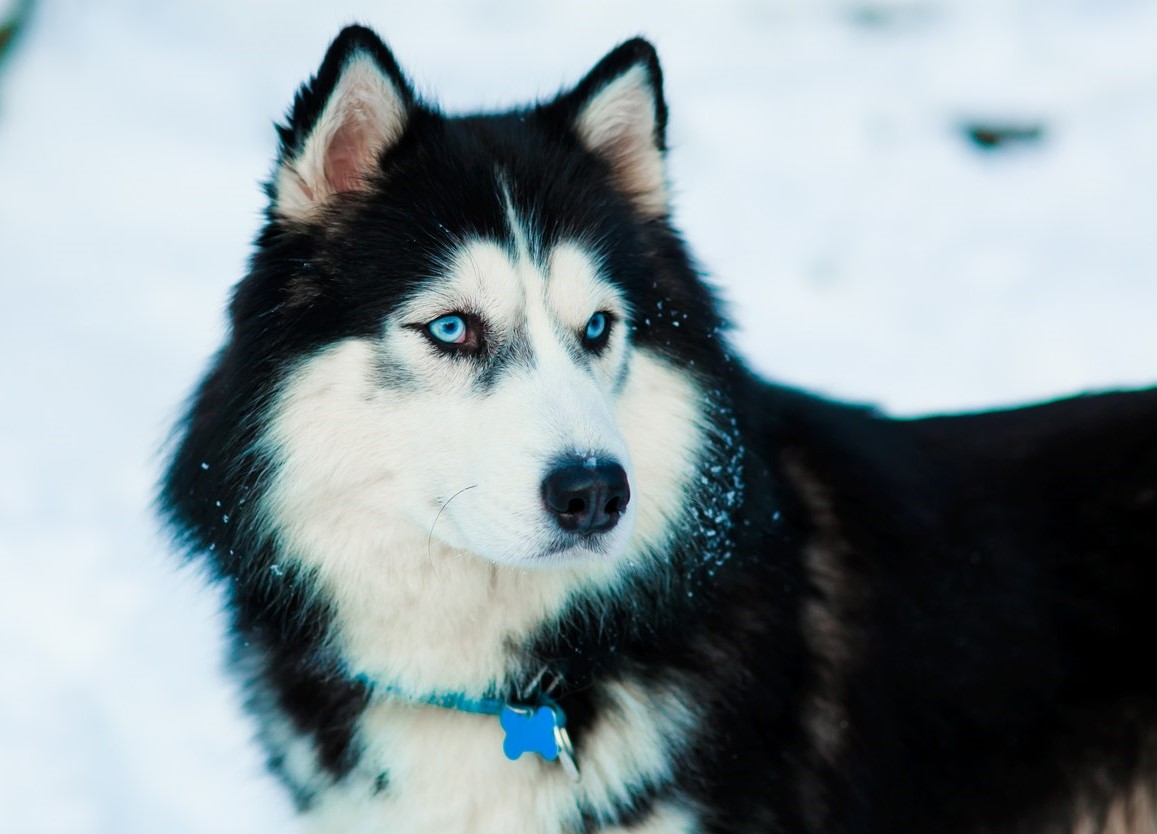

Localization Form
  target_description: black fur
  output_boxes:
[161,26,1157,833]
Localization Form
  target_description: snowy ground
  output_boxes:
[1,1,1155,831]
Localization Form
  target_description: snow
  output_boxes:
[1,1,1155,831]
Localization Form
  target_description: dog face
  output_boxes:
[265,235,640,569]
[362,237,637,566]
[232,29,718,575]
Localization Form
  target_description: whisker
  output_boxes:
[427,484,478,566]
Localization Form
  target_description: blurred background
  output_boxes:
[1,0,1155,831]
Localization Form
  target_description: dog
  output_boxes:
[160,25,1157,834]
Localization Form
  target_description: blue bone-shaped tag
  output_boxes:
[500,705,560,761]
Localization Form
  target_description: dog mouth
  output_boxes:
[540,532,617,560]
[504,516,633,567]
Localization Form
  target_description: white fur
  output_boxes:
[573,679,699,824]
[266,715,334,801]
[260,336,615,693]
[299,679,700,834]
[602,804,701,834]
[613,344,704,555]
[573,65,667,216]
[276,53,408,220]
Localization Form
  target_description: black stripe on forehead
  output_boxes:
[427,111,634,279]
[496,166,624,277]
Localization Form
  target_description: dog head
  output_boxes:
[168,27,731,579]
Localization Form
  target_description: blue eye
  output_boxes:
[584,312,609,345]
[427,314,467,344]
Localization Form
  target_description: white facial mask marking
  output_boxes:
[259,233,706,694]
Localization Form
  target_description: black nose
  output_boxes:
[541,460,630,536]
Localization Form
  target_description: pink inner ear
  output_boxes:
[323,116,376,194]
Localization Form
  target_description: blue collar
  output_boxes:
[372,682,510,716]
[355,675,580,781]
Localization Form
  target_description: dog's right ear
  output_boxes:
[272,26,415,221]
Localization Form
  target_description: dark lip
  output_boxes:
[539,531,616,560]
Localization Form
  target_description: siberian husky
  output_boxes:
[161,25,1157,834]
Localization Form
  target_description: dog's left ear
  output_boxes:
[556,39,669,217]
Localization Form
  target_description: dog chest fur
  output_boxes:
[292,680,699,834]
